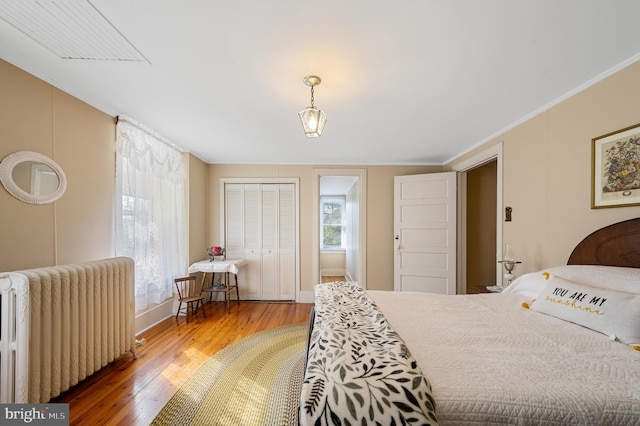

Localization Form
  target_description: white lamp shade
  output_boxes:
[298,107,327,138]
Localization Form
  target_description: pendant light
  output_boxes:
[298,75,326,138]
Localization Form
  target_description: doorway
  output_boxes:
[312,169,367,288]
[465,160,497,292]
[452,143,503,293]
[319,176,357,282]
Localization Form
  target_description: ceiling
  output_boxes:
[1,1,639,165]
[320,176,358,196]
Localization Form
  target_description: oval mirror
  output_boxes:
[0,151,67,204]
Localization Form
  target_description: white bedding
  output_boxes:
[368,290,640,425]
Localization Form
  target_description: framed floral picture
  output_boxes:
[592,122,640,208]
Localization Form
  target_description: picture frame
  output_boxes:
[592,122,640,208]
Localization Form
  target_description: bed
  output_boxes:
[300,218,640,425]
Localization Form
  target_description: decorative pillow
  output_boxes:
[505,265,640,298]
[540,265,640,294]
[528,275,640,345]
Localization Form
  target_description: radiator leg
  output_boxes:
[129,338,146,360]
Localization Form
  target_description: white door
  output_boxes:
[224,182,296,300]
[394,172,457,294]
[239,183,263,300]
[261,184,279,300]
[278,184,296,300]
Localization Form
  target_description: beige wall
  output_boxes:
[320,251,346,271]
[187,153,208,265]
[207,164,441,292]
[0,59,116,271]
[447,60,640,275]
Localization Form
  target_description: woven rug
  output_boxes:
[152,323,307,426]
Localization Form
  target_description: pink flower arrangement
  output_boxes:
[207,246,224,261]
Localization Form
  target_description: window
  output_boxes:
[321,196,345,249]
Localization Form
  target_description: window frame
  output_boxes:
[320,195,346,250]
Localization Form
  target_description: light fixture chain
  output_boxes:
[310,85,315,108]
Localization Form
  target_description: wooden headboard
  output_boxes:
[567,217,640,268]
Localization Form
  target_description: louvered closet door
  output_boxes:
[261,184,278,300]
[278,184,295,300]
[224,182,296,301]
[243,184,262,300]
[225,185,243,260]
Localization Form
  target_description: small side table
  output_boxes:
[188,259,247,313]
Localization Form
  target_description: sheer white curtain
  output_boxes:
[114,116,187,313]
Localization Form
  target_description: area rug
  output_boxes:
[152,322,308,426]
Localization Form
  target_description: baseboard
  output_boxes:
[321,268,346,276]
[135,299,174,335]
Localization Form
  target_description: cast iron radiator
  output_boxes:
[0,257,137,403]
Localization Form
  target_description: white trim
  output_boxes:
[134,299,174,335]
[457,172,468,294]
[452,143,504,292]
[320,268,346,277]
[312,169,367,289]
[219,177,301,302]
[220,177,300,184]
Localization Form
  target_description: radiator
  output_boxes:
[0,257,137,403]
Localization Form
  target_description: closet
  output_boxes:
[224,183,296,300]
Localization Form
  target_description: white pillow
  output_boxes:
[528,274,640,345]
[504,265,640,297]
[502,271,549,298]
[542,265,640,294]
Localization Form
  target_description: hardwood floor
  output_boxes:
[51,300,314,426]
[321,275,346,283]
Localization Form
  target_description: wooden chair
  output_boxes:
[174,275,206,322]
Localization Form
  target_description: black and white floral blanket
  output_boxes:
[300,282,438,425]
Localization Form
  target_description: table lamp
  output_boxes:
[498,243,521,286]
